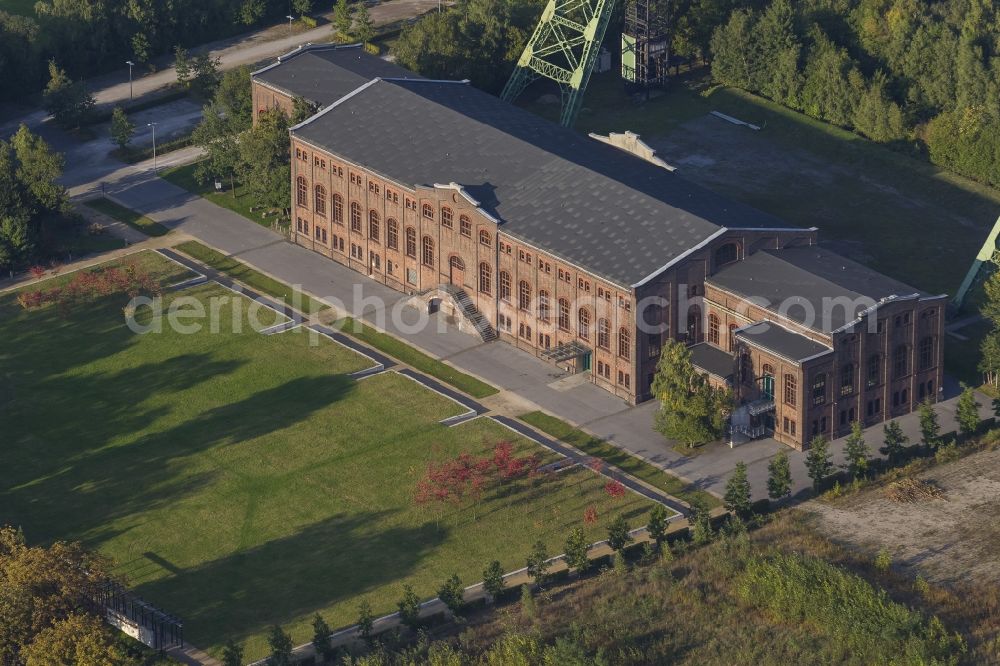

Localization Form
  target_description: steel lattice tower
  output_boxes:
[500,0,616,127]
[622,0,669,89]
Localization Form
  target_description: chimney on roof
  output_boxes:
[588,130,676,172]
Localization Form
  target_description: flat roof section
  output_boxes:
[736,321,832,364]
[689,342,735,381]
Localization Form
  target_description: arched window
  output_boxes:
[597,318,610,350]
[460,215,472,237]
[578,308,591,340]
[421,236,434,266]
[479,230,491,247]
[708,313,720,345]
[538,290,550,322]
[386,218,398,250]
[499,271,511,302]
[368,210,380,242]
[449,255,465,272]
[811,373,826,405]
[762,364,775,399]
[714,242,738,267]
[687,305,701,341]
[314,185,327,216]
[840,363,854,395]
[618,327,630,359]
[919,336,935,370]
[296,177,308,207]
[479,262,491,294]
[867,354,880,387]
[350,202,362,232]
[784,374,796,406]
[558,298,570,331]
[441,206,453,228]
[405,227,416,258]
[893,344,908,377]
[332,193,343,224]
[518,280,531,311]
[422,203,434,220]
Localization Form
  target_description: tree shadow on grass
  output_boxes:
[135,509,448,648]
[1,372,356,548]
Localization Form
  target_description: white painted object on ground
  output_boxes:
[710,110,761,131]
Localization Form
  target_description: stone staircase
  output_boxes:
[440,284,497,342]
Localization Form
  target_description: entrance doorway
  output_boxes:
[580,352,591,372]
[449,256,465,287]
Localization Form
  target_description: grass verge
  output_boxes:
[161,160,284,229]
[341,315,498,399]
[174,240,324,314]
[519,410,721,508]
[112,133,194,164]
[83,198,170,237]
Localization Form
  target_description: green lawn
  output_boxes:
[176,240,499,398]
[340,316,499,398]
[518,411,721,509]
[175,240,326,314]
[161,161,282,230]
[84,197,171,237]
[0,254,648,659]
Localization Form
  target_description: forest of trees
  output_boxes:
[0,0,294,102]
[699,0,1000,187]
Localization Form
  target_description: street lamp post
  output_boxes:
[147,122,158,173]
[126,61,135,100]
[286,15,294,35]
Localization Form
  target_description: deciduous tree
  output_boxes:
[266,625,293,666]
[918,400,941,449]
[646,504,669,548]
[525,540,550,586]
[843,421,870,480]
[767,449,792,500]
[651,339,733,448]
[42,60,94,128]
[956,386,981,439]
[437,573,464,617]
[723,460,752,516]
[564,527,590,573]
[482,560,505,601]
[607,514,633,555]
[804,435,832,492]
[397,584,421,630]
[110,107,135,150]
[880,420,908,465]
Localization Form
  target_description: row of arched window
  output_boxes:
[298,179,494,246]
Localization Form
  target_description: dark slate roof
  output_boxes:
[707,247,923,333]
[736,321,831,363]
[291,78,794,287]
[689,343,735,380]
[252,44,420,107]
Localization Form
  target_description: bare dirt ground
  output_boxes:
[803,448,1000,587]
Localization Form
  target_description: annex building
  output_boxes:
[251,44,946,449]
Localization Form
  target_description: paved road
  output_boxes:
[0,0,442,140]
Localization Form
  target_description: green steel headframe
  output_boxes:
[500,0,616,127]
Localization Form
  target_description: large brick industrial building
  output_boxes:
[250,44,945,449]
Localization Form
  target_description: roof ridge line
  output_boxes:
[289,77,383,131]
[251,42,363,76]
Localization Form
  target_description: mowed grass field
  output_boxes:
[0,251,653,659]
